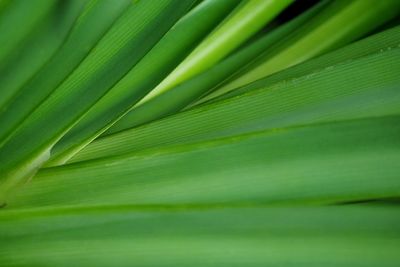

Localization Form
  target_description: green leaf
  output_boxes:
[46,0,240,166]
[108,0,400,134]
[0,2,400,266]
[105,0,325,134]
[10,116,400,208]
[0,0,57,107]
[0,0,130,144]
[138,0,294,104]
[0,0,88,114]
[74,40,400,161]
[0,0,56,68]
[1,205,400,266]
[0,0,195,201]
[213,24,400,102]
[201,0,400,102]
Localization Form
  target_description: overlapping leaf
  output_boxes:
[47,0,240,166]
[0,0,196,199]
[75,33,400,161]
[108,0,400,133]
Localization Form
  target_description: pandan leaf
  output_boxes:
[0,1,399,266]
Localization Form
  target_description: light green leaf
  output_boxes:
[200,0,400,102]
[138,0,294,104]
[213,24,400,102]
